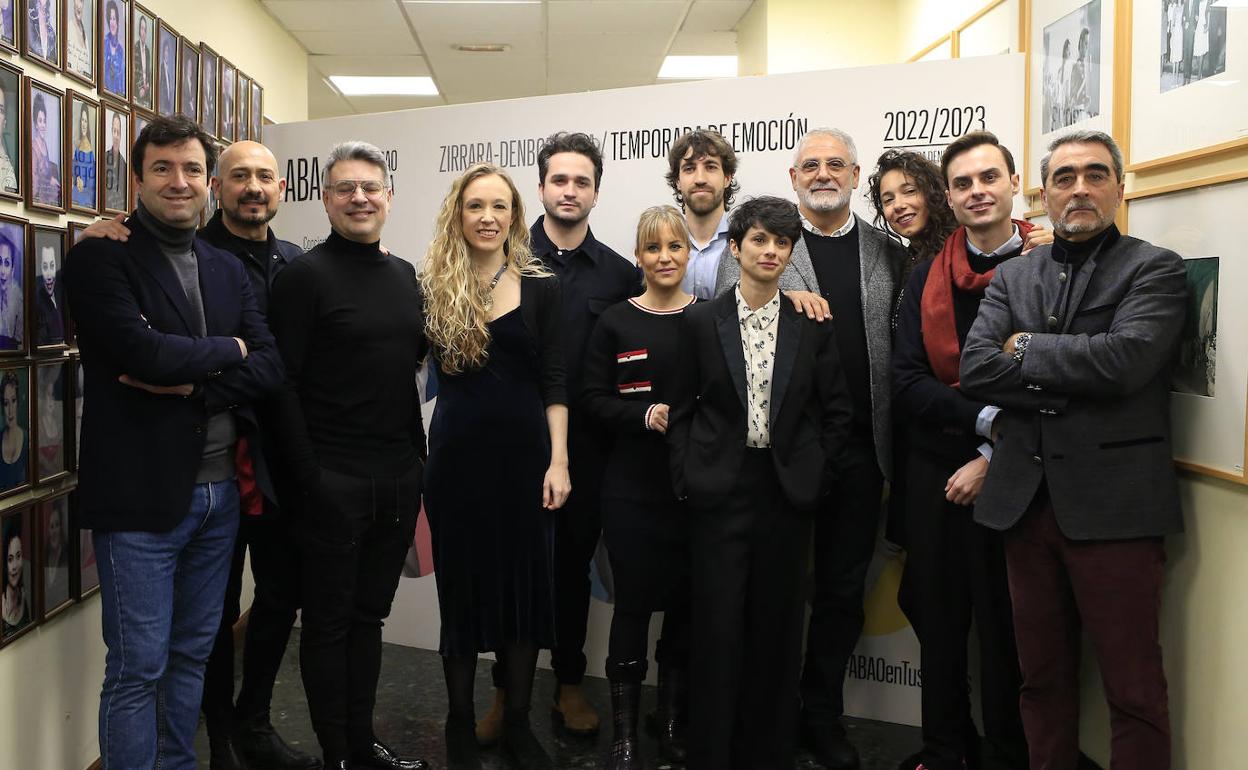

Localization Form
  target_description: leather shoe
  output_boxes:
[209,734,252,770]
[235,715,322,769]
[807,727,861,770]
[325,763,351,770]
[350,740,429,770]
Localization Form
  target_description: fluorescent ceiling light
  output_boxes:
[328,76,439,96]
[658,56,737,80]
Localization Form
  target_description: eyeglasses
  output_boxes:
[329,179,389,199]
[797,158,852,174]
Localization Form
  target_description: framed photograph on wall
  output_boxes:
[1125,175,1248,484]
[236,72,250,141]
[0,364,32,499]
[24,78,65,213]
[1026,0,1114,193]
[37,491,73,620]
[1,504,35,643]
[30,225,65,350]
[130,3,153,111]
[177,36,198,122]
[62,0,95,87]
[0,214,26,357]
[100,101,128,215]
[75,511,98,599]
[219,58,236,143]
[0,0,18,52]
[0,60,24,201]
[199,43,218,138]
[66,90,98,215]
[67,220,91,245]
[98,0,127,103]
[154,18,176,117]
[22,0,62,71]
[33,358,68,482]
[249,80,262,141]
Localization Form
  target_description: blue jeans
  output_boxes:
[96,480,240,770]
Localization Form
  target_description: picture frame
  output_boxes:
[24,77,65,213]
[1,504,35,644]
[68,350,79,469]
[33,358,69,483]
[177,35,198,123]
[0,0,19,53]
[67,219,91,246]
[1025,0,1115,194]
[236,71,250,142]
[0,363,33,500]
[249,80,262,142]
[100,100,128,215]
[201,138,223,226]
[198,42,218,138]
[30,225,66,351]
[0,214,26,357]
[66,89,98,215]
[1123,172,1248,485]
[71,492,98,599]
[61,0,95,88]
[154,18,176,117]
[36,491,73,621]
[219,57,236,143]
[0,60,24,202]
[97,0,127,103]
[21,0,62,72]
[129,3,153,112]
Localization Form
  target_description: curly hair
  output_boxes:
[420,164,550,375]
[866,150,957,263]
[665,129,739,209]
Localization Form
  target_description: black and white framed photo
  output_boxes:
[177,35,197,122]
[31,225,65,349]
[0,0,18,53]
[154,17,176,117]
[236,71,250,141]
[1,504,34,643]
[24,77,65,213]
[219,57,235,143]
[98,0,127,102]
[130,3,153,111]
[100,101,128,215]
[62,0,94,87]
[34,358,68,482]
[37,491,72,620]
[0,364,32,499]
[199,43,218,138]
[67,90,97,215]
[0,60,23,201]
[22,0,61,71]
[249,80,262,142]
[0,214,25,356]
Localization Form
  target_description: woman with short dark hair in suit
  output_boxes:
[581,205,696,768]
[667,196,854,770]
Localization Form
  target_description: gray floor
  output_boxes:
[195,629,921,769]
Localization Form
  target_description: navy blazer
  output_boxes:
[64,213,284,532]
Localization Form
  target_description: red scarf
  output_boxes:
[920,219,1033,387]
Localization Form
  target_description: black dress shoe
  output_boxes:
[807,728,861,770]
[325,762,351,770]
[236,715,323,769]
[349,740,429,770]
[209,734,252,770]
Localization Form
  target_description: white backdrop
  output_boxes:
[265,53,1025,726]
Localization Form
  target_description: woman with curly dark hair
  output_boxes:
[867,150,959,288]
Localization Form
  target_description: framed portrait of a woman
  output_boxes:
[62,0,95,88]
[0,60,23,202]
[0,214,27,356]
[37,492,72,620]
[66,90,97,215]
[130,3,153,111]
[31,225,65,349]
[34,358,68,482]
[24,78,65,213]
[21,0,61,71]
[0,0,18,53]
[98,0,127,103]
[0,364,32,499]
[1,505,34,643]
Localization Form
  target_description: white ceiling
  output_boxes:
[259,0,754,118]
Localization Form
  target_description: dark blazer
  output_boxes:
[960,231,1187,540]
[64,213,284,532]
[668,289,853,512]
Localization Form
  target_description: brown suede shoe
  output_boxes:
[474,688,505,747]
[551,683,600,736]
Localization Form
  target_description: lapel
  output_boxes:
[714,291,749,410]
[769,304,800,429]
[858,215,883,293]
[789,234,819,292]
[194,238,224,334]
[1058,234,1115,333]
[128,218,197,334]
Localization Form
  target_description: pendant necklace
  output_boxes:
[483,261,508,311]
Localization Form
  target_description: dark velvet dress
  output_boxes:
[424,307,556,656]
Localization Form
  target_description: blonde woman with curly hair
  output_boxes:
[420,163,569,770]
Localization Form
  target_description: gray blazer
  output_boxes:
[714,214,903,478]
[959,232,1187,540]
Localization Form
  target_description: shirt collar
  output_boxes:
[734,284,781,326]
[800,211,856,238]
[690,212,730,250]
[966,224,1022,258]
[529,215,602,264]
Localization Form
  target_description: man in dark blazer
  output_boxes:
[64,115,283,770]
[960,129,1186,770]
[671,196,853,770]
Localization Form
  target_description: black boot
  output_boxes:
[652,664,687,763]
[501,709,554,770]
[606,664,645,770]
[209,731,252,770]
[235,711,323,769]
[445,714,483,770]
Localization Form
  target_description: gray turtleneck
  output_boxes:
[136,202,237,483]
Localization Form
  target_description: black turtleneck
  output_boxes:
[199,210,277,315]
[268,230,428,483]
[1050,223,1120,268]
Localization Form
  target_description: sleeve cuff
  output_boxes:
[977,442,993,461]
[975,405,1001,439]
[644,403,658,431]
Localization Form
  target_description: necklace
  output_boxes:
[482,261,508,310]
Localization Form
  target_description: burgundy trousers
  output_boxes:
[1003,490,1171,770]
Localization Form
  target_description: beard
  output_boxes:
[543,198,589,226]
[683,187,724,217]
[1055,200,1112,236]
[798,185,851,214]
[226,195,277,225]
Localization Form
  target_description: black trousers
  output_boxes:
[902,449,1027,770]
[688,449,811,770]
[298,463,421,760]
[800,434,885,729]
[201,502,303,733]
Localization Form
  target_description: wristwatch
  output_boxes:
[1011,332,1033,363]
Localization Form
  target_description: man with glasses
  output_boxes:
[268,141,428,770]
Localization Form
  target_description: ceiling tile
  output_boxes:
[310,54,433,77]
[293,29,423,56]
[265,0,407,32]
[401,2,545,36]
[548,1,687,36]
[682,0,753,33]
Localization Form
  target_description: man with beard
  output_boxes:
[664,129,735,300]
[961,130,1185,770]
[80,141,318,770]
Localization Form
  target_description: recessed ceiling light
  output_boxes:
[453,43,511,53]
[658,56,738,80]
[328,76,439,96]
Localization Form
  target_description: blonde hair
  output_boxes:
[634,205,691,255]
[420,163,550,375]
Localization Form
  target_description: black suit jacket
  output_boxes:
[668,290,853,512]
[64,213,284,532]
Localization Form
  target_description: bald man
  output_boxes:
[82,141,317,770]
